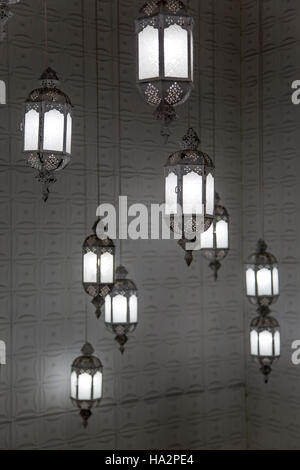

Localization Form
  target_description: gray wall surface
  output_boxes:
[0,0,297,450]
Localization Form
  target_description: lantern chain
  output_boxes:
[258,0,265,240]
[44,0,48,67]
[117,0,123,264]
[95,0,101,208]
[212,0,216,166]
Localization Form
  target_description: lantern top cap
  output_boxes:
[215,193,229,218]
[25,67,72,106]
[140,0,187,17]
[251,314,280,329]
[40,67,60,85]
[165,128,214,169]
[72,342,103,371]
[116,265,128,279]
[246,239,278,266]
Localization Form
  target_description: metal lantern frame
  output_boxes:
[245,239,279,307]
[250,312,280,383]
[70,342,103,427]
[105,266,138,354]
[165,128,215,244]
[135,0,194,137]
[82,220,116,319]
[23,67,73,201]
[202,192,230,280]
[0,0,19,41]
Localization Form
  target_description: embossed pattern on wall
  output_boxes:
[241,0,300,450]
[0,0,245,449]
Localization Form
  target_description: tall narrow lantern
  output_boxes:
[23,67,73,201]
[0,0,19,41]
[136,0,194,139]
[245,240,279,307]
[250,311,280,383]
[82,220,115,319]
[201,193,230,279]
[70,342,103,427]
[105,266,138,354]
[164,127,215,261]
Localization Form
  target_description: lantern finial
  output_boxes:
[39,67,60,88]
[209,260,221,281]
[116,265,128,279]
[260,363,272,384]
[81,342,94,356]
[80,409,92,428]
[180,127,200,150]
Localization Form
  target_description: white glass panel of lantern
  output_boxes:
[43,109,64,151]
[183,172,202,214]
[274,331,280,356]
[105,295,112,323]
[100,252,114,284]
[216,220,229,249]
[129,294,138,323]
[0,80,6,104]
[92,371,102,400]
[112,294,127,323]
[206,174,214,215]
[66,113,72,154]
[70,371,77,399]
[246,268,256,296]
[250,330,258,356]
[258,330,273,357]
[138,25,159,80]
[24,109,40,151]
[257,268,272,296]
[83,252,97,283]
[165,173,178,214]
[272,267,279,295]
[200,224,214,249]
[164,24,188,78]
[78,372,92,400]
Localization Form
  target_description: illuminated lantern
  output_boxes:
[245,240,279,307]
[250,312,280,383]
[105,266,138,354]
[136,0,194,139]
[23,67,73,201]
[70,343,103,427]
[164,128,215,258]
[201,193,229,279]
[82,220,115,319]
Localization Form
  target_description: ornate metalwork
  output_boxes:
[82,220,115,319]
[136,0,194,140]
[105,266,138,354]
[70,343,103,427]
[250,307,280,384]
[165,128,215,253]
[202,193,230,280]
[0,0,19,41]
[23,67,73,201]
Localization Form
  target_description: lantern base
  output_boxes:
[37,170,57,202]
[80,409,92,428]
[154,102,178,143]
[209,260,221,281]
[92,295,105,319]
[260,363,272,384]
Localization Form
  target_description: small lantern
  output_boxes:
[136,0,194,139]
[250,311,280,383]
[245,239,279,307]
[201,193,230,279]
[70,342,103,427]
[105,266,138,354]
[23,67,73,201]
[164,127,215,243]
[0,0,20,41]
[82,220,115,319]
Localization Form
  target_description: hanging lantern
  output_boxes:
[70,342,103,427]
[245,239,279,307]
[82,220,115,319]
[201,193,229,279]
[23,67,73,201]
[0,0,19,41]
[165,127,215,253]
[135,0,194,139]
[250,311,280,383]
[105,266,138,354]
